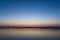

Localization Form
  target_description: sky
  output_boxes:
[0,0,60,26]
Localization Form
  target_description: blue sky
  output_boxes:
[0,0,60,26]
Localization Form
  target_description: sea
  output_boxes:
[0,28,60,40]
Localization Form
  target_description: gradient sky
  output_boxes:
[0,0,60,26]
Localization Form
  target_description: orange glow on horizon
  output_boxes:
[0,21,60,26]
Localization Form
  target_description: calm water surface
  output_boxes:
[0,28,60,40]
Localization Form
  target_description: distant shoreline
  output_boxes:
[0,26,60,30]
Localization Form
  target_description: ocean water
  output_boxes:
[0,28,60,40]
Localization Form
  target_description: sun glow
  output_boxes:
[0,21,59,26]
